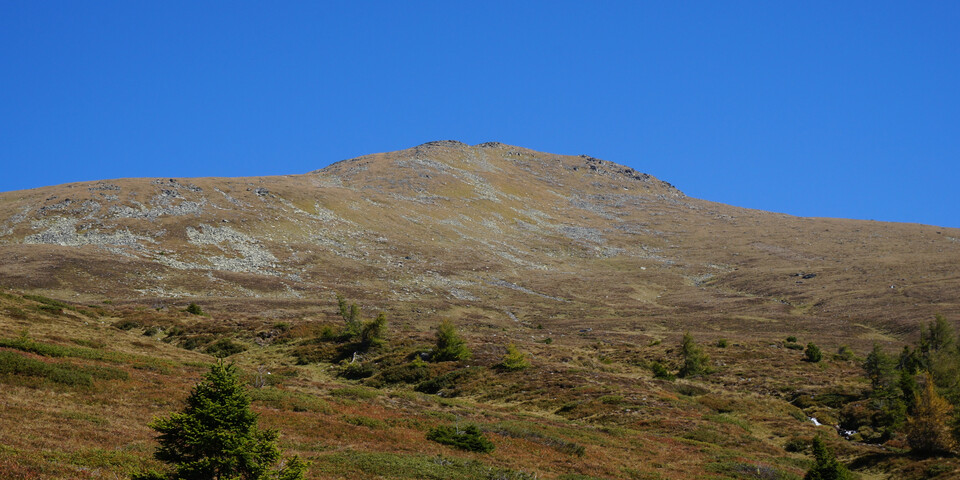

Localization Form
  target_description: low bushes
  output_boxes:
[0,351,126,387]
[204,338,247,358]
[415,367,483,396]
[0,336,103,360]
[370,361,429,385]
[0,351,93,386]
[491,423,585,457]
[426,424,494,453]
[339,361,375,380]
[249,387,332,413]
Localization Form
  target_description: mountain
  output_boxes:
[3,141,960,479]
[1,141,957,344]
[0,141,960,341]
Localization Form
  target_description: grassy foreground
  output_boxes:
[1,288,957,479]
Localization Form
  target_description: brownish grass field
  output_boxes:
[1,287,957,480]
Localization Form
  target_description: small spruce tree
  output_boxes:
[137,361,306,480]
[336,294,361,337]
[926,314,955,354]
[432,319,470,362]
[835,345,854,361]
[804,435,854,480]
[805,343,823,363]
[185,303,204,316]
[864,344,897,394]
[360,312,388,349]
[650,361,675,380]
[898,345,921,374]
[499,344,530,371]
[678,332,709,378]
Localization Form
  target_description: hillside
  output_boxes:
[1,141,957,342]
[1,141,959,479]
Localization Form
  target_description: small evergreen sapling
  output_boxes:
[499,344,530,371]
[337,294,362,337]
[360,313,387,349]
[333,294,388,351]
[835,345,854,361]
[650,361,675,380]
[804,435,853,480]
[679,332,709,378]
[185,303,204,316]
[432,319,470,362]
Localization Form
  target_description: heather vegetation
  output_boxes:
[1,288,959,479]
[426,424,495,453]
[1,142,958,478]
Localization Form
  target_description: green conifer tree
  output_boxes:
[138,361,306,480]
[927,314,955,354]
[360,312,388,349]
[805,343,823,363]
[336,294,361,337]
[804,435,854,480]
[864,344,895,393]
[499,344,531,371]
[432,319,470,362]
[679,332,709,378]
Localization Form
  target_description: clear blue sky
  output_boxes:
[2,2,958,227]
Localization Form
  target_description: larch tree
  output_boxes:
[906,372,957,455]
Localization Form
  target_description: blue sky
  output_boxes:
[2,1,958,227]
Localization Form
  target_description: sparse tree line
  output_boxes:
[843,314,960,454]
[128,293,957,479]
[795,315,960,479]
[132,294,527,478]
[649,320,959,478]
[289,294,528,380]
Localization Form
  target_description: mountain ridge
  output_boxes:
[0,141,957,347]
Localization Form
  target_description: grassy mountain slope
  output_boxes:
[1,141,958,479]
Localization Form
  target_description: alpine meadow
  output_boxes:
[0,141,959,478]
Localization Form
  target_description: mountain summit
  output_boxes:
[0,142,957,343]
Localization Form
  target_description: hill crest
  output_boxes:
[0,142,957,346]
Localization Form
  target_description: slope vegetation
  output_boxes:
[1,141,959,478]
